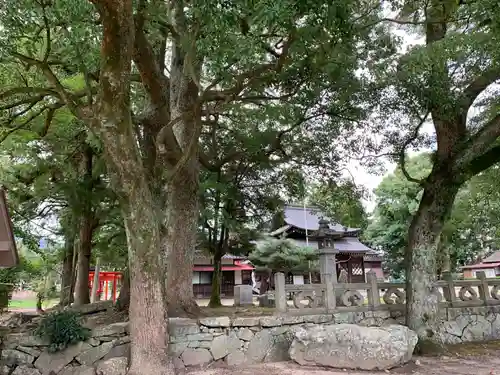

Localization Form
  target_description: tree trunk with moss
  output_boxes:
[88,1,173,373]
[405,168,460,349]
[162,38,202,317]
[74,146,95,306]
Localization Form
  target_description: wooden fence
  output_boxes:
[274,270,500,315]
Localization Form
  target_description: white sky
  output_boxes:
[345,20,430,212]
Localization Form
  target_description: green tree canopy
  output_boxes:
[365,153,500,279]
[308,179,368,229]
[249,237,318,274]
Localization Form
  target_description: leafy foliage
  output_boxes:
[35,310,90,352]
[365,154,500,278]
[308,179,368,229]
[249,238,318,273]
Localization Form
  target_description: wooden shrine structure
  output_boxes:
[269,204,383,283]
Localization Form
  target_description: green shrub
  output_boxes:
[35,310,91,352]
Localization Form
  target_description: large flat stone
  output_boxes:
[199,317,231,328]
[169,342,188,357]
[289,324,417,370]
[92,323,129,338]
[236,328,254,341]
[1,349,35,366]
[17,346,41,358]
[209,333,241,360]
[169,319,200,336]
[76,341,114,365]
[95,357,128,375]
[181,348,212,367]
[462,315,492,342]
[186,333,213,342]
[246,330,274,363]
[3,334,47,348]
[259,317,282,327]
[35,342,90,375]
[232,317,260,327]
[226,350,247,366]
[103,344,130,361]
[11,365,42,375]
[60,365,95,375]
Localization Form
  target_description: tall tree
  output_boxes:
[1,0,393,317]
[0,0,395,371]
[358,0,500,344]
[365,154,500,281]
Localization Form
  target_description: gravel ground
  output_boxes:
[185,355,500,375]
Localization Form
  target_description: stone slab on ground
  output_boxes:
[289,324,417,370]
[185,356,500,375]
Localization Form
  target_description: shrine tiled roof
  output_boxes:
[283,204,360,234]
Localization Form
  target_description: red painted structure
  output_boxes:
[88,271,122,302]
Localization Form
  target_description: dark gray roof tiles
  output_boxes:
[284,204,360,233]
[334,237,374,253]
[482,251,500,263]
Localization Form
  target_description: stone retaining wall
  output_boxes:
[2,306,500,374]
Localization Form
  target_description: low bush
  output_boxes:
[35,310,91,352]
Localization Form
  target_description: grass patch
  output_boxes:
[9,298,59,310]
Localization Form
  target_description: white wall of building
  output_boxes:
[234,270,242,285]
[473,268,496,278]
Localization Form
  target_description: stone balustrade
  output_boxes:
[274,266,500,315]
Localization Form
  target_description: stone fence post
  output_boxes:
[366,271,380,307]
[476,271,490,306]
[442,271,457,307]
[319,248,337,311]
[274,272,287,312]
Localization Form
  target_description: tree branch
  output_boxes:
[133,5,170,111]
[460,66,500,115]
[11,52,84,118]
[466,144,500,177]
[456,113,500,169]
[202,31,296,102]
[0,102,60,143]
[399,113,430,186]
[0,87,57,101]
[40,1,52,63]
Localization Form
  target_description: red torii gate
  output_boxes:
[88,271,122,302]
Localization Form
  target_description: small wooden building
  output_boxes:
[461,251,500,278]
[269,204,383,283]
[191,251,254,298]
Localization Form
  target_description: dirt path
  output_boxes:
[185,355,500,375]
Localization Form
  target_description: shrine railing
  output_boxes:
[274,270,500,315]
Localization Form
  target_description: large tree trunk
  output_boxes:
[163,39,202,317]
[208,251,223,308]
[116,267,130,312]
[74,145,95,306]
[74,213,94,306]
[89,1,172,373]
[163,158,200,316]
[60,234,75,306]
[405,168,461,349]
